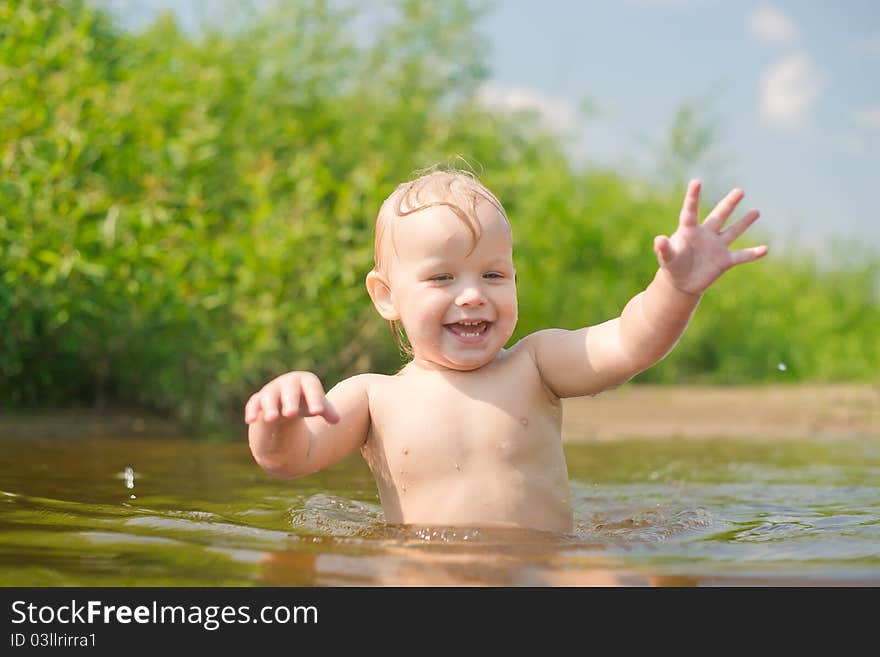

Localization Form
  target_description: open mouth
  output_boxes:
[444,320,491,341]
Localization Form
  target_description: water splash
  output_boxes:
[122,466,135,489]
[777,362,787,372]
[288,494,385,537]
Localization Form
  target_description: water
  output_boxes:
[1,435,879,586]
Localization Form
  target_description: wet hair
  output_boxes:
[371,168,510,356]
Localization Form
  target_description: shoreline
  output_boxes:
[561,383,880,441]
[1,383,878,442]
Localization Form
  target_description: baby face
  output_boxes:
[387,201,518,371]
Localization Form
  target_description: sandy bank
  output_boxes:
[562,384,880,441]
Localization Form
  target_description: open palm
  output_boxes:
[654,180,768,295]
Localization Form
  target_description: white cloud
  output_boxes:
[758,53,823,126]
[853,107,880,129]
[476,83,578,134]
[747,5,798,45]
[828,134,866,155]
[851,35,880,56]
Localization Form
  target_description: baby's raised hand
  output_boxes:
[653,180,768,295]
[244,371,341,425]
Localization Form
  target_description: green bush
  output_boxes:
[1,0,877,433]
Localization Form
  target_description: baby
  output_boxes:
[245,170,766,533]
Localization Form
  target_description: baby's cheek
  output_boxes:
[406,308,442,342]
[498,294,518,327]
[420,300,447,323]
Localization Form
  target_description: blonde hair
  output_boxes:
[371,168,510,355]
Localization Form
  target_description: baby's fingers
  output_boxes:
[280,384,303,419]
[721,209,760,245]
[300,373,341,424]
[704,188,745,232]
[729,244,769,266]
[653,235,674,265]
[320,400,341,424]
[678,179,701,228]
[259,387,284,422]
[244,394,262,424]
[244,388,283,424]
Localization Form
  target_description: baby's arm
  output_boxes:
[245,372,372,478]
[523,180,767,398]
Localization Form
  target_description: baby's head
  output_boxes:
[366,169,519,371]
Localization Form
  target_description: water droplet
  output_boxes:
[454,462,460,470]
[123,466,135,489]
[519,417,529,427]
[777,362,787,371]
[402,447,409,455]
[129,494,137,500]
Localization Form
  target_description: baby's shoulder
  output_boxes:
[504,330,569,401]
[323,372,390,408]
[332,371,390,395]
[506,328,566,365]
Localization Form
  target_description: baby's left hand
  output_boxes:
[654,180,768,295]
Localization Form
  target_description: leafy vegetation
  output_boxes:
[2,0,877,433]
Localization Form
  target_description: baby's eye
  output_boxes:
[429,274,453,282]
[483,272,504,279]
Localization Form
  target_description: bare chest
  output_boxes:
[363,355,562,483]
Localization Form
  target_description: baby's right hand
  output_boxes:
[244,371,341,425]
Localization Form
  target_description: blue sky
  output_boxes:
[477,0,879,249]
[112,1,879,249]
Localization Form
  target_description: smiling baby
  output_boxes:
[245,169,766,533]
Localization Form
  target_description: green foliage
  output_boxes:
[2,0,877,432]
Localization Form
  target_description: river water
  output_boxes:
[1,434,878,586]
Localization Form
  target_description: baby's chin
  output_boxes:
[444,354,502,371]
[415,346,506,372]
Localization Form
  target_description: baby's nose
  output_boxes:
[455,283,486,306]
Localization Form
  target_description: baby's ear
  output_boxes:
[365,271,400,320]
